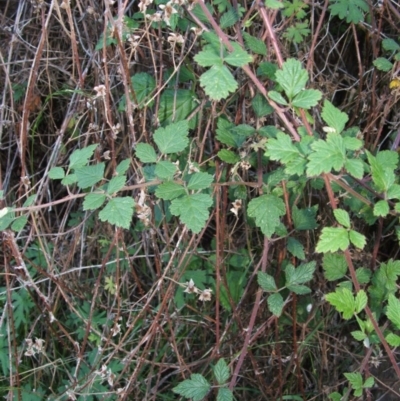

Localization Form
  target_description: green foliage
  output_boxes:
[344,372,374,397]
[328,0,369,23]
[325,288,367,319]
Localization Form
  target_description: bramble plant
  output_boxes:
[1,0,400,399]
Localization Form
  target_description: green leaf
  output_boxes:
[217,149,240,164]
[268,293,284,316]
[247,194,286,238]
[285,261,316,286]
[275,58,308,100]
[75,163,105,189]
[83,193,107,210]
[155,161,177,180]
[170,193,213,233]
[387,184,400,200]
[325,288,356,319]
[351,330,367,341]
[306,133,346,176]
[187,172,214,190]
[354,290,367,314]
[158,89,199,127]
[154,120,189,154]
[199,64,238,101]
[292,205,318,230]
[251,93,273,117]
[258,271,277,292]
[243,32,267,56]
[23,194,36,207]
[265,132,300,163]
[386,332,400,347]
[373,57,393,72]
[344,372,363,392]
[107,175,126,195]
[116,159,131,175]
[11,216,28,232]
[257,62,279,80]
[321,100,349,134]
[220,8,239,29]
[225,43,253,67]
[316,227,349,252]
[12,289,34,329]
[366,151,395,192]
[329,0,368,23]
[287,237,305,260]
[322,253,347,281]
[283,21,311,44]
[287,284,312,295]
[155,182,186,200]
[377,150,398,170]
[382,38,400,52]
[373,200,389,217]
[98,197,135,229]
[292,89,321,109]
[343,136,363,151]
[135,144,157,163]
[61,173,78,186]
[48,167,65,179]
[213,359,230,384]
[283,0,308,18]
[131,72,156,108]
[69,144,98,170]
[333,209,350,228]
[195,48,223,67]
[344,158,364,179]
[172,374,211,401]
[268,90,288,105]
[265,0,284,9]
[356,267,371,284]
[217,387,233,401]
[387,294,400,330]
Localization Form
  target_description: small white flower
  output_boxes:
[94,85,106,98]
[199,288,212,302]
[168,33,184,45]
[184,278,197,294]
[159,2,178,26]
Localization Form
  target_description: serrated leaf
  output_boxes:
[172,374,211,401]
[275,58,308,100]
[199,64,238,101]
[343,136,363,150]
[323,253,347,281]
[247,194,286,238]
[11,216,28,232]
[158,89,199,128]
[387,294,400,330]
[217,149,240,164]
[220,8,239,29]
[382,38,400,51]
[292,89,322,109]
[316,227,349,252]
[283,21,311,44]
[366,150,395,192]
[75,163,105,189]
[325,288,356,319]
[69,144,98,170]
[344,158,364,179]
[344,372,363,390]
[333,209,350,228]
[287,237,305,260]
[351,330,367,341]
[195,48,223,67]
[373,200,389,217]
[61,173,78,186]
[356,267,371,284]
[225,43,253,67]
[243,32,267,56]
[265,132,300,163]
[265,0,284,9]
[251,93,273,117]
[268,293,284,316]
[355,290,367,314]
[287,284,311,294]
[83,193,107,210]
[373,57,393,72]
[116,159,130,175]
[387,184,400,200]
[135,144,157,163]
[155,182,186,200]
[292,205,318,230]
[131,72,156,108]
[386,332,400,347]
[258,271,277,292]
[213,359,230,384]
[329,0,368,23]
[48,167,65,179]
[187,172,214,190]
[377,150,398,170]
[98,197,135,229]
[154,120,189,154]
[23,194,36,207]
[321,100,349,134]
[306,133,346,176]
[257,62,278,80]
[170,193,213,233]
[268,90,288,105]
[106,175,126,195]
[155,161,177,180]
[217,387,233,401]
[285,261,316,286]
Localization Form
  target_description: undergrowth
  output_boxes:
[1,0,400,400]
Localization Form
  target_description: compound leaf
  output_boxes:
[135,143,157,163]
[172,374,211,401]
[155,182,186,200]
[213,359,230,385]
[275,58,308,100]
[98,197,135,229]
[258,271,277,292]
[83,193,107,211]
[75,163,105,189]
[316,227,349,252]
[154,120,189,154]
[199,64,238,101]
[69,144,98,170]
[187,172,214,190]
